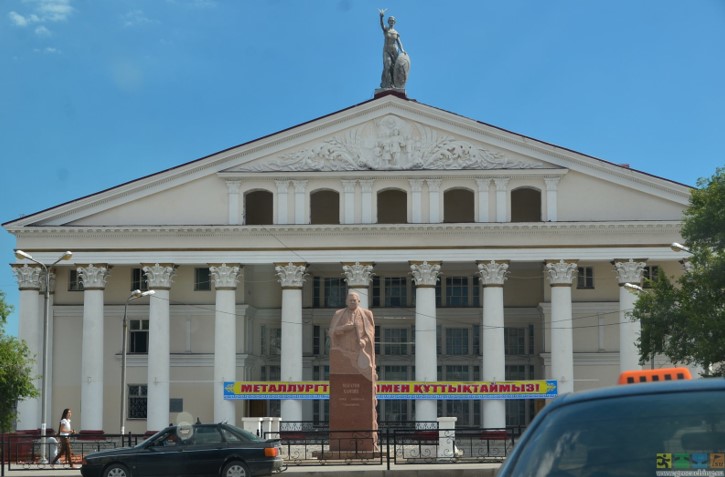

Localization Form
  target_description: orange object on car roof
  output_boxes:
[618,367,692,384]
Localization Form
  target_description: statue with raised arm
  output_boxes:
[379,9,410,89]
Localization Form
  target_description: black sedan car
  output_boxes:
[496,375,725,477]
[81,422,284,477]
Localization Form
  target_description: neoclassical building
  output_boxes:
[5,90,693,434]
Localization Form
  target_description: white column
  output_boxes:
[358,179,374,224]
[613,259,647,373]
[427,179,442,223]
[475,178,490,223]
[78,264,111,432]
[227,180,241,225]
[477,260,508,429]
[342,262,375,309]
[143,263,177,432]
[12,264,43,430]
[275,180,290,225]
[341,180,357,225]
[210,263,242,424]
[545,260,577,395]
[409,179,424,223]
[410,261,442,422]
[544,177,560,222]
[292,180,308,225]
[275,262,308,422]
[493,178,510,222]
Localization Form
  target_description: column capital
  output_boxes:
[340,180,356,193]
[77,264,112,290]
[426,178,442,192]
[142,263,177,290]
[275,180,290,192]
[409,261,441,288]
[477,260,509,287]
[544,177,561,190]
[291,180,308,192]
[612,258,647,285]
[342,262,375,287]
[274,262,308,289]
[408,179,424,192]
[545,260,578,286]
[209,263,243,290]
[493,177,510,190]
[679,258,694,273]
[475,178,491,190]
[226,180,241,193]
[359,179,374,192]
[11,264,42,290]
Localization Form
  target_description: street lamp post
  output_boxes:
[14,250,73,463]
[120,289,155,437]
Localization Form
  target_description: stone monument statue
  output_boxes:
[328,292,378,453]
[379,9,410,89]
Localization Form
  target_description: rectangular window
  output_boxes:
[313,277,347,308]
[384,277,407,307]
[383,328,408,355]
[577,266,594,289]
[473,325,481,356]
[445,277,469,307]
[643,266,660,288]
[313,325,330,356]
[504,327,526,355]
[128,384,147,419]
[371,277,381,307]
[68,269,84,291]
[383,365,408,381]
[262,327,281,356]
[129,320,149,353]
[446,328,469,355]
[445,365,469,381]
[472,276,480,307]
[194,267,211,291]
[131,268,149,291]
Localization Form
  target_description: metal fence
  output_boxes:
[1,423,523,473]
[0,433,142,474]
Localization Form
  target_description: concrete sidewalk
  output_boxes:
[3,462,501,476]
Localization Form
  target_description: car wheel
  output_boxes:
[103,463,132,477]
[221,460,250,477]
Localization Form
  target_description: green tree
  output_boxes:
[0,290,39,432]
[631,168,725,376]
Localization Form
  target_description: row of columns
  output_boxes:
[231,176,561,225]
[12,256,648,433]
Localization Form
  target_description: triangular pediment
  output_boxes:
[225,112,551,173]
[4,93,690,228]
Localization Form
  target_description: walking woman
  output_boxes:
[51,408,75,468]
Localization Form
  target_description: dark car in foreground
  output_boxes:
[496,376,725,477]
[81,422,284,477]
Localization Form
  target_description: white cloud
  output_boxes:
[9,11,30,26]
[32,0,74,22]
[121,9,153,28]
[33,47,61,54]
[9,0,74,29]
[35,25,52,36]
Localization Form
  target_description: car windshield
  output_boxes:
[509,389,725,477]
[221,424,266,443]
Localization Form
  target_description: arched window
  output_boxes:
[377,189,407,224]
[511,187,542,222]
[444,188,475,223]
[310,190,340,225]
[245,190,274,225]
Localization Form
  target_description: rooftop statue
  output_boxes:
[379,9,410,89]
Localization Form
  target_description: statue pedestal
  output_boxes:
[329,373,377,452]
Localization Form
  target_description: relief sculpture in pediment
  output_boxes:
[239,115,546,172]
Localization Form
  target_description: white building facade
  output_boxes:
[5,92,693,434]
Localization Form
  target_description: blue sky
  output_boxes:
[1,0,724,336]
